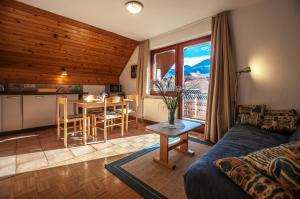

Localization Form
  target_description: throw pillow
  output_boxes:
[237,105,265,126]
[261,110,299,133]
[215,157,293,199]
[243,141,300,191]
[269,155,300,191]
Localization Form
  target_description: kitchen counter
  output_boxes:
[0,91,81,95]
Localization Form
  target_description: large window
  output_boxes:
[150,36,211,121]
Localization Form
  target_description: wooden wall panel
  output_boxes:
[0,0,138,85]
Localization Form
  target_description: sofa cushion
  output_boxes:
[237,105,265,126]
[261,109,299,133]
[215,157,293,199]
[243,141,300,190]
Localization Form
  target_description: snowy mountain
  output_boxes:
[163,59,210,78]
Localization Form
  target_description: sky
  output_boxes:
[183,41,211,66]
[162,41,211,78]
[184,41,211,58]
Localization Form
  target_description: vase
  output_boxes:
[168,109,176,125]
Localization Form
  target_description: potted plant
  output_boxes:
[154,80,188,127]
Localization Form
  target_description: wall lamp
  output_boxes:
[237,66,251,74]
[61,67,68,76]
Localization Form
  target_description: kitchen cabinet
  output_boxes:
[2,95,23,132]
[57,94,79,115]
[0,93,79,132]
[23,95,56,129]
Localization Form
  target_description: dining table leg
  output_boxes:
[87,117,91,137]
[125,102,129,131]
[121,108,124,136]
[104,119,107,142]
[82,104,87,145]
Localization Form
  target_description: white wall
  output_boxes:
[83,85,105,95]
[150,18,211,50]
[119,47,145,119]
[143,98,169,122]
[119,46,139,95]
[231,0,300,113]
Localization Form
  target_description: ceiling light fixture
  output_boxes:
[125,1,143,14]
[61,67,68,76]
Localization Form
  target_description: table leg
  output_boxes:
[83,105,87,145]
[73,121,76,134]
[153,135,176,169]
[176,132,195,156]
[87,117,90,137]
[126,103,129,131]
[125,113,129,131]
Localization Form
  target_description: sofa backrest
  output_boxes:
[289,125,300,142]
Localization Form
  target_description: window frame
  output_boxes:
[150,44,178,95]
[150,35,211,96]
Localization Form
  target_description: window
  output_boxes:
[150,36,211,121]
[182,40,211,121]
[150,45,177,94]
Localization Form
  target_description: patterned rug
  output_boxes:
[105,137,212,199]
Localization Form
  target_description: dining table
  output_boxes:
[70,99,132,144]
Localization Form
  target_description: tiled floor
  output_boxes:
[0,122,160,179]
[0,121,205,198]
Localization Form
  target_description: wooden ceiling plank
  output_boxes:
[0,2,138,47]
[0,51,124,71]
[0,0,137,84]
[0,20,133,58]
[0,41,128,67]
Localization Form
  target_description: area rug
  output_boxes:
[105,137,212,199]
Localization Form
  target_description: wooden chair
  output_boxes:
[56,97,90,147]
[91,97,125,142]
[116,95,139,131]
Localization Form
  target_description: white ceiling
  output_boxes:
[17,0,262,41]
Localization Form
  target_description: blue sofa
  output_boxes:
[184,124,299,199]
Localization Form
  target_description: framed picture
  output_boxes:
[131,64,137,79]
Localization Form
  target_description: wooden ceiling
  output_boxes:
[0,0,138,85]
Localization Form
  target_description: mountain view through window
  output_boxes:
[182,41,211,121]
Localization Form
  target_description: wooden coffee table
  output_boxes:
[146,119,202,169]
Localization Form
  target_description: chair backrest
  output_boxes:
[57,97,68,121]
[103,97,124,119]
[127,95,138,110]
